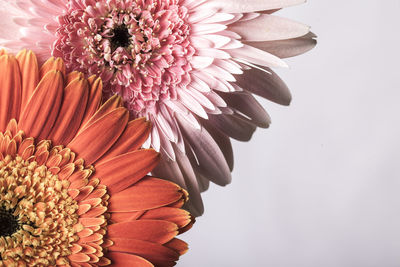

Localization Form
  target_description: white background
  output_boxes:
[179,1,400,266]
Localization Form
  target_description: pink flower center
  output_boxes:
[53,0,195,115]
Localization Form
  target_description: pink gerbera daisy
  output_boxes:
[0,0,315,216]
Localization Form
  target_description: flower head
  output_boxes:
[0,49,193,266]
[0,0,316,215]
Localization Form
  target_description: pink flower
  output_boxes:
[0,0,315,216]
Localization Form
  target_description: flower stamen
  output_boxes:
[0,207,19,237]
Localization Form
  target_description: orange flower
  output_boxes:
[0,50,193,267]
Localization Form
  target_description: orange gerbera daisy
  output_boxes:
[0,49,193,267]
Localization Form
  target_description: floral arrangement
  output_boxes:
[0,0,314,265]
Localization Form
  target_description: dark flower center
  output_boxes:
[111,25,131,50]
[0,207,19,237]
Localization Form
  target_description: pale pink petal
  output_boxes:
[245,32,317,58]
[199,0,306,13]
[229,14,310,41]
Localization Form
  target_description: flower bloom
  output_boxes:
[0,0,316,215]
[0,50,193,266]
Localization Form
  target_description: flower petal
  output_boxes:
[107,220,178,244]
[68,107,129,165]
[107,252,153,267]
[18,70,63,140]
[200,0,305,13]
[108,238,180,264]
[16,49,39,109]
[81,76,103,124]
[39,57,66,79]
[245,32,317,58]
[109,178,185,212]
[48,75,89,144]
[98,118,151,162]
[177,115,231,186]
[236,67,292,105]
[221,91,271,128]
[229,14,310,42]
[0,55,22,131]
[95,149,160,194]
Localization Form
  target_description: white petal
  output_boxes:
[229,14,310,42]
[190,74,211,93]
[230,44,288,68]
[245,32,317,58]
[199,0,305,13]
[191,23,227,35]
[191,56,214,69]
[177,115,232,186]
[208,113,256,141]
[196,48,231,59]
[201,12,235,24]
[187,86,216,110]
[178,90,208,119]
[236,67,292,105]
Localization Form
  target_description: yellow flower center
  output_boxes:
[0,155,79,266]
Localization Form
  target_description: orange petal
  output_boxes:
[81,206,107,218]
[109,211,144,223]
[108,177,185,212]
[68,108,128,165]
[16,50,39,110]
[18,70,64,140]
[77,204,92,216]
[79,217,105,227]
[0,55,22,131]
[140,207,193,233]
[39,57,66,79]
[5,119,18,137]
[98,118,152,162]
[68,253,90,263]
[107,252,153,267]
[107,220,178,244]
[108,238,179,263]
[78,233,102,243]
[95,149,160,194]
[79,95,123,134]
[66,71,83,86]
[81,76,103,125]
[48,76,89,144]
[164,238,188,255]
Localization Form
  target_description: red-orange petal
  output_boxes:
[108,178,185,212]
[81,76,103,125]
[108,238,179,263]
[107,252,153,267]
[16,50,39,110]
[164,238,189,255]
[98,118,152,162]
[39,57,66,79]
[48,76,89,144]
[95,149,160,194]
[68,253,90,263]
[140,207,193,233]
[18,70,64,140]
[109,211,144,223]
[68,108,129,165]
[79,95,123,134]
[0,55,22,131]
[107,220,178,244]
[66,71,83,86]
